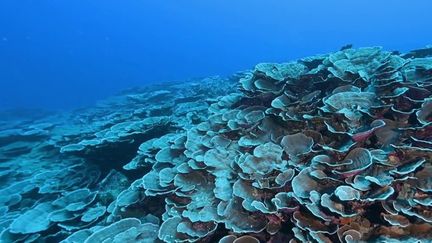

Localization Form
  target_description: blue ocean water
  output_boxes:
[1,0,431,111]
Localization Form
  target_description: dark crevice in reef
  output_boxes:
[364,202,387,225]
[71,126,173,172]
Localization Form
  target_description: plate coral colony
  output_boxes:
[0,46,431,242]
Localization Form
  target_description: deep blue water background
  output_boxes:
[0,0,431,111]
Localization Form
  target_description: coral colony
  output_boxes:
[1,46,432,242]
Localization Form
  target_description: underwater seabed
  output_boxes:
[1,46,432,243]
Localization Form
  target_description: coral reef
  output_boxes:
[1,46,432,242]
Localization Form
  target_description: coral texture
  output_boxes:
[1,46,432,242]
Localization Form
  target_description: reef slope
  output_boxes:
[1,46,432,242]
